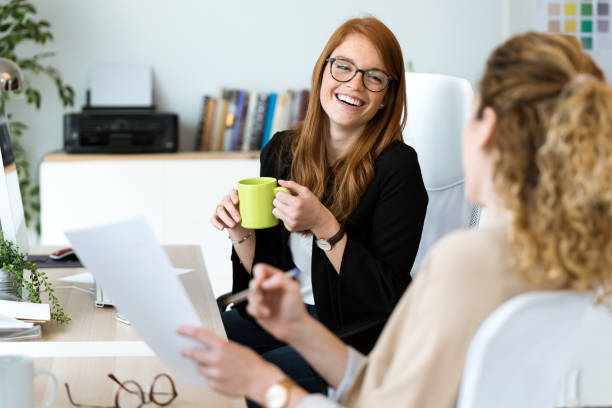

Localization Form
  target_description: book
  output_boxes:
[223,90,239,151]
[202,98,217,151]
[260,93,277,149]
[212,89,231,151]
[194,96,210,151]
[249,93,269,151]
[0,312,33,332]
[298,89,309,122]
[290,90,302,127]
[231,90,248,151]
[0,300,50,322]
[236,92,250,151]
[241,91,259,151]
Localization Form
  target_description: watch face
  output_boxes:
[266,384,288,408]
[316,238,332,251]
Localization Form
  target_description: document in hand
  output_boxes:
[64,218,207,386]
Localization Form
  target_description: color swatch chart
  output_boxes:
[536,0,612,51]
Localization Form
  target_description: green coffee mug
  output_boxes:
[238,177,290,229]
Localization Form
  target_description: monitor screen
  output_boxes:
[0,120,28,254]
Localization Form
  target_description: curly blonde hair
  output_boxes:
[479,32,612,296]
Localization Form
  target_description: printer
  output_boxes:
[64,110,178,154]
[63,64,178,154]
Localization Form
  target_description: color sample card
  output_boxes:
[537,0,612,51]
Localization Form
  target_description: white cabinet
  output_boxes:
[40,152,259,296]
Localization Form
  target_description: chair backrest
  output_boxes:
[557,300,612,407]
[403,72,480,276]
[457,290,591,408]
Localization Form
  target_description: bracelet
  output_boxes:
[229,231,253,245]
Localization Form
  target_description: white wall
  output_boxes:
[10,0,504,182]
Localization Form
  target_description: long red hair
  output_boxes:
[287,17,407,224]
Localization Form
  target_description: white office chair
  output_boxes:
[557,300,612,407]
[404,72,480,276]
[457,290,591,408]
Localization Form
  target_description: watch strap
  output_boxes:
[327,226,345,247]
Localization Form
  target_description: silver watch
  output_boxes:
[315,226,345,252]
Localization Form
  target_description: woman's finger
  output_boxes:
[278,179,308,195]
[229,189,239,205]
[274,190,297,206]
[177,326,224,349]
[272,195,294,213]
[181,347,215,366]
[210,214,226,230]
[216,205,236,228]
[222,195,241,223]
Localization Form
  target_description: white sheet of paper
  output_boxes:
[65,218,207,386]
[0,300,50,321]
[0,312,33,331]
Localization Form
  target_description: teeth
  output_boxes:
[337,94,363,106]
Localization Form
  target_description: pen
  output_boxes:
[223,268,300,306]
[116,314,131,325]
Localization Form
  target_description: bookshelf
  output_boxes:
[40,152,260,297]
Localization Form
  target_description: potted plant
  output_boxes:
[0,231,69,323]
[0,0,75,234]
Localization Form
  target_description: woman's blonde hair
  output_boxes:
[287,17,406,224]
[479,32,612,296]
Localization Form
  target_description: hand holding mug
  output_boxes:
[211,188,247,232]
[272,179,331,232]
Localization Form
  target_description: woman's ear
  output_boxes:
[476,106,497,149]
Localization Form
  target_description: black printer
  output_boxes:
[64,109,178,154]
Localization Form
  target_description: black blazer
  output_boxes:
[232,130,428,353]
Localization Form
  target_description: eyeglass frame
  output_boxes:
[325,57,393,92]
[64,372,178,408]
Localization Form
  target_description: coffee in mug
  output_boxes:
[237,177,290,229]
[0,354,58,408]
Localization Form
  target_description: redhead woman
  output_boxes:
[184,32,612,407]
[209,17,428,397]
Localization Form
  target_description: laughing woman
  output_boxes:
[210,17,428,396]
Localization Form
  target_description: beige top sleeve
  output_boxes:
[343,226,539,408]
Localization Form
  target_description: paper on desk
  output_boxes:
[58,268,193,284]
[0,312,33,332]
[65,218,207,386]
[0,300,50,322]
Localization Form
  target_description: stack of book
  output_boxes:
[195,89,310,152]
[0,300,49,341]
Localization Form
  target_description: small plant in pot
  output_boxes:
[0,232,69,323]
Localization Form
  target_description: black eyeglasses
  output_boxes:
[65,373,178,408]
[325,58,392,92]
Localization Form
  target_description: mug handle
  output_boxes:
[33,369,58,408]
[274,186,291,196]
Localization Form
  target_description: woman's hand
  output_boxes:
[246,264,311,343]
[210,189,251,236]
[273,180,332,232]
[178,326,283,401]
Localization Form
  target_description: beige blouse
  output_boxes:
[298,224,552,407]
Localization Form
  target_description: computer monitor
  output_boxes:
[0,120,29,254]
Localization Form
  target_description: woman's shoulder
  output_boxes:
[374,140,419,172]
[422,225,511,283]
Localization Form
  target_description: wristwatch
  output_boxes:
[265,376,296,408]
[315,226,345,251]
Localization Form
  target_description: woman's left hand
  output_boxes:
[178,326,283,400]
[273,180,331,232]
